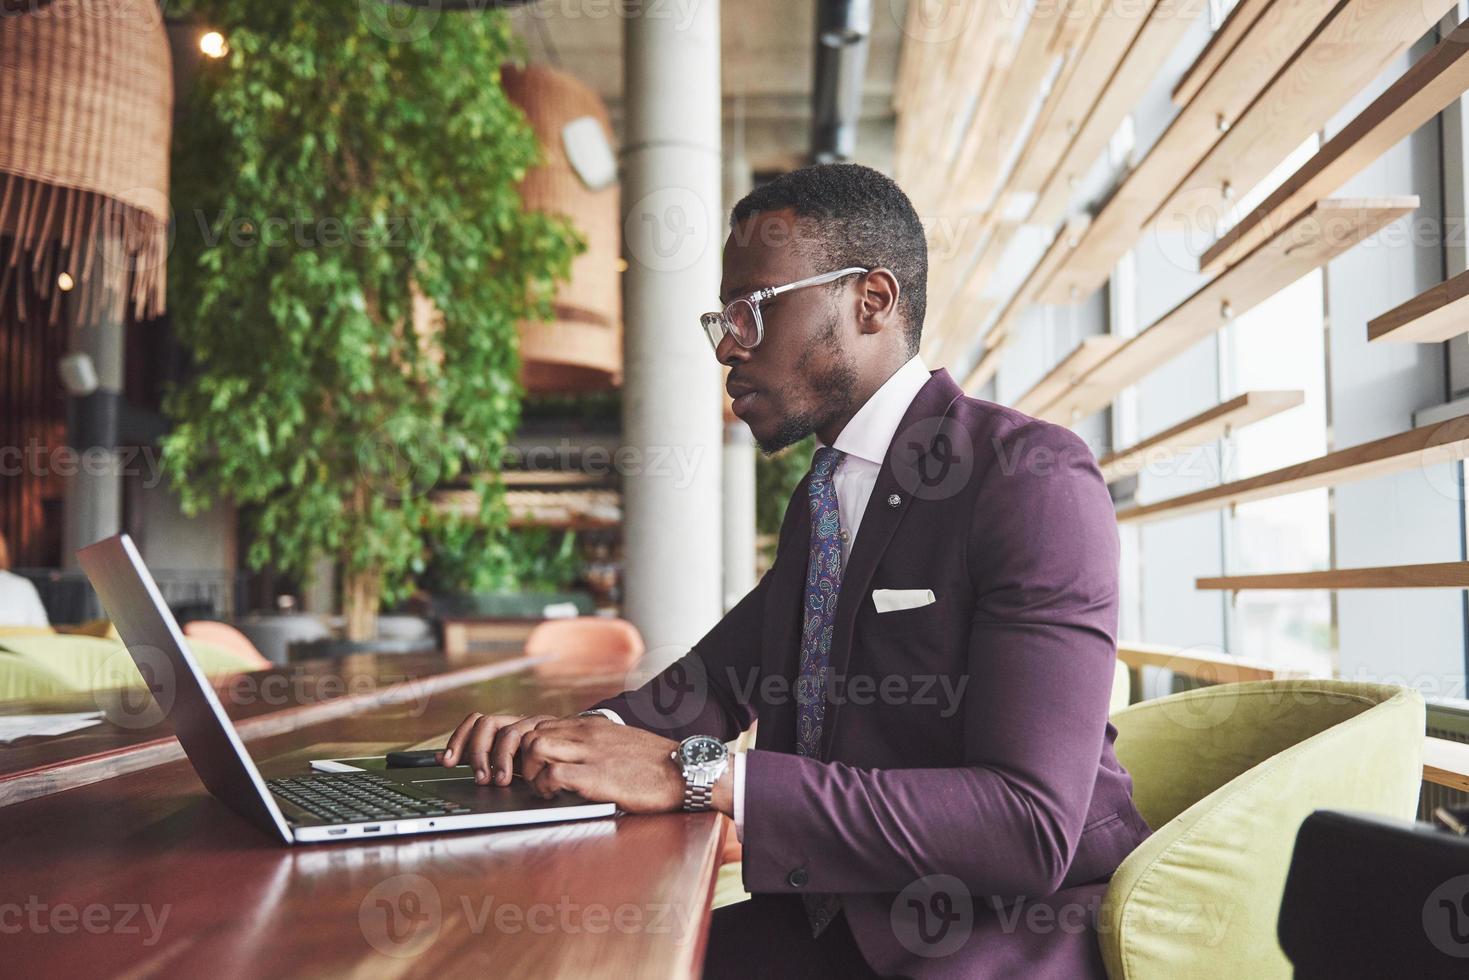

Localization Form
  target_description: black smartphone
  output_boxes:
[385,749,445,768]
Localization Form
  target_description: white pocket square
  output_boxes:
[872,588,936,613]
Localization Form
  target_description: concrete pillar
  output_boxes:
[621,1,724,667]
[61,236,125,569]
[722,420,757,610]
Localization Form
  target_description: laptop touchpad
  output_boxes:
[412,776,597,811]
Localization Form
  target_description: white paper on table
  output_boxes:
[0,711,105,744]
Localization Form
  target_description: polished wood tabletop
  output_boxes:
[0,651,528,807]
[0,665,723,979]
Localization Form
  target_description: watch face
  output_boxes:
[678,736,726,768]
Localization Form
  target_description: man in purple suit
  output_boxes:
[440,163,1150,977]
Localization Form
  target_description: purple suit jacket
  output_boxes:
[596,368,1151,978]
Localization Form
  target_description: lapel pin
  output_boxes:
[887,493,901,508]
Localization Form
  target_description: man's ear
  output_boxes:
[856,268,901,335]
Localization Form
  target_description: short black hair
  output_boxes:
[729,163,928,355]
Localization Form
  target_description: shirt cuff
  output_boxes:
[732,750,746,842]
[585,708,624,725]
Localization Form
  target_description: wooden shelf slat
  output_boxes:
[1170,0,1273,108]
[1013,336,1126,415]
[917,0,1158,350]
[948,2,1074,211]
[1036,0,1449,306]
[1424,737,1469,793]
[1004,0,1147,197]
[956,215,1092,392]
[1368,266,1469,343]
[1115,642,1295,684]
[1197,562,1469,591]
[1097,390,1304,483]
[1202,21,1469,274]
[1037,198,1417,424]
[1115,412,1469,525]
[1026,0,1205,229]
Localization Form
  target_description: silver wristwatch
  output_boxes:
[672,734,729,812]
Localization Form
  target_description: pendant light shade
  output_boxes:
[0,0,174,322]
[501,64,621,393]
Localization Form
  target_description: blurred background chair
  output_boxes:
[183,620,272,670]
[524,616,644,677]
[1100,680,1425,979]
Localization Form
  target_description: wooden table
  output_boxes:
[0,664,723,979]
[0,651,526,808]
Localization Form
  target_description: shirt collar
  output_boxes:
[815,355,931,465]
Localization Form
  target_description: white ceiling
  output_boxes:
[507,0,906,174]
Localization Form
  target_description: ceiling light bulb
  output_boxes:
[199,31,229,59]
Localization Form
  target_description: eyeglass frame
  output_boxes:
[700,266,870,353]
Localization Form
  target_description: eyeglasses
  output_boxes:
[700,267,869,353]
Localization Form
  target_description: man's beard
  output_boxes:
[758,344,860,456]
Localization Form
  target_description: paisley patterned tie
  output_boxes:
[797,445,845,759]
[797,445,845,936]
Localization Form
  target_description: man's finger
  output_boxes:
[439,712,485,767]
[463,714,525,782]
[488,715,555,786]
[531,761,582,800]
[519,732,587,783]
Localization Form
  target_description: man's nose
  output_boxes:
[716,331,750,367]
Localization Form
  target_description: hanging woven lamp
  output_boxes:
[501,64,621,393]
[0,0,174,323]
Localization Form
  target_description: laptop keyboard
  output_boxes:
[268,773,472,823]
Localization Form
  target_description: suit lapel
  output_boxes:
[820,368,965,757]
[759,471,811,746]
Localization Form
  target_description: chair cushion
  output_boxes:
[0,633,264,691]
[0,654,76,701]
[1101,680,1425,980]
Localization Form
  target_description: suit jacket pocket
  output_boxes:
[1063,812,1141,889]
[861,596,945,637]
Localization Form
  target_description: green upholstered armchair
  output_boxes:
[1100,679,1425,979]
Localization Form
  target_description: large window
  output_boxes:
[1223,269,1334,675]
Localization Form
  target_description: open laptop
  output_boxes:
[77,533,616,844]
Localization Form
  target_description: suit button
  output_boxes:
[787,867,809,889]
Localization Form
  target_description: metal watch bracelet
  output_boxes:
[682,781,713,812]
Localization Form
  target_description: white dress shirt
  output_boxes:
[602,355,933,837]
[0,570,50,628]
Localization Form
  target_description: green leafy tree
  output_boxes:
[163,3,581,638]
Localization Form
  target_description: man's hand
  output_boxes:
[438,712,733,816]
[518,717,691,813]
[438,713,560,785]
